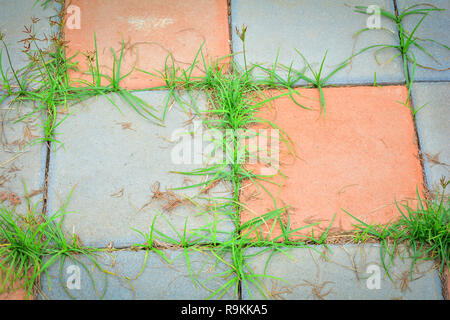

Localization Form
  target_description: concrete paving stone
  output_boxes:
[242,244,443,300]
[64,0,230,89]
[397,0,450,82]
[47,90,235,248]
[231,0,404,85]
[239,86,424,239]
[39,248,236,300]
[0,96,45,300]
[412,82,449,195]
[0,0,58,91]
[0,97,46,215]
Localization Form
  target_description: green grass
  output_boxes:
[259,49,358,116]
[0,6,167,297]
[345,180,449,280]
[132,46,343,298]
[354,3,449,105]
[136,18,449,297]
[1,31,162,147]
[0,191,102,298]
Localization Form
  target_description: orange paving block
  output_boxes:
[240,86,424,240]
[0,287,29,300]
[0,260,33,300]
[64,0,230,89]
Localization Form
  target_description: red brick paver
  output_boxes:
[240,86,424,240]
[64,0,230,89]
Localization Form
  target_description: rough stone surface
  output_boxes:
[0,97,46,215]
[397,0,450,81]
[47,90,234,248]
[412,82,449,195]
[39,249,235,300]
[231,0,404,85]
[64,0,230,89]
[240,86,424,239]
[242,244,443,300]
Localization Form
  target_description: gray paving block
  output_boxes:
[47,90,235,248]
[397,0,450,82]
[412,82,450,194]
[242,244,443,300]
[39,248,236,300]
[0,97,46,214]
[231,0,404,85]
[0,0,58,91]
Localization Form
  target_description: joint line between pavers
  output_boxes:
[286,80,407,89]
[41,140,51,217]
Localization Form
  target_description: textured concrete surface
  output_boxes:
[240,86,423,239]
[397,0,450,81]
[231,0,404,85]
[242,244,443,300]
[47,90,234,248]
[39,249,235,300]
[65,0,230,89]
[0,97,46,215]
[412,82,449,194]
[0,0,57,90]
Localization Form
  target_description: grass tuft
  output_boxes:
[345,180,449,279]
